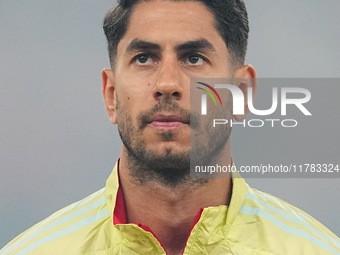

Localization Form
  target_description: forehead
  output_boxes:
[117,0,227,53]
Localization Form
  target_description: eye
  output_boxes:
[188,56,201,64]
[184,55,207,66]
[133,54,153,65]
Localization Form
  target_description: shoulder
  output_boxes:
[232,184,340,254]
[0,188,112,255]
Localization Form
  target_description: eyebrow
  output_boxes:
[175,39,215,52]
[126,38,215,54]
[126,39,161,52]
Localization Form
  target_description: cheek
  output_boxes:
[116,89,146,126]
[115,76,156,111]
[116,74,154,99]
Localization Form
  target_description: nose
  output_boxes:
[153,57,183,101]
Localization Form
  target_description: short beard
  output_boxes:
[124,143,203,188]
[117,96,205,187]
[116,93,232,188]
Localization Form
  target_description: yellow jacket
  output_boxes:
[2,162,340,254]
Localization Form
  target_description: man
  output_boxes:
[1,0,339,254]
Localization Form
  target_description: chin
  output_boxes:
[154,143,190,156]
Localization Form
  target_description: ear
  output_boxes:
[102,68,117,124]
[233,65,257,121]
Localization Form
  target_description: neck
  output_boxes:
[118,141,232,255]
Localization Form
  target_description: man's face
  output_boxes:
[109,1,234,173]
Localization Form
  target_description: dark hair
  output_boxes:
[103,0,249,68]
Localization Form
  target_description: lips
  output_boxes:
[148,114,189,130]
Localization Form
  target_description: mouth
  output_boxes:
[148,114,189,130]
